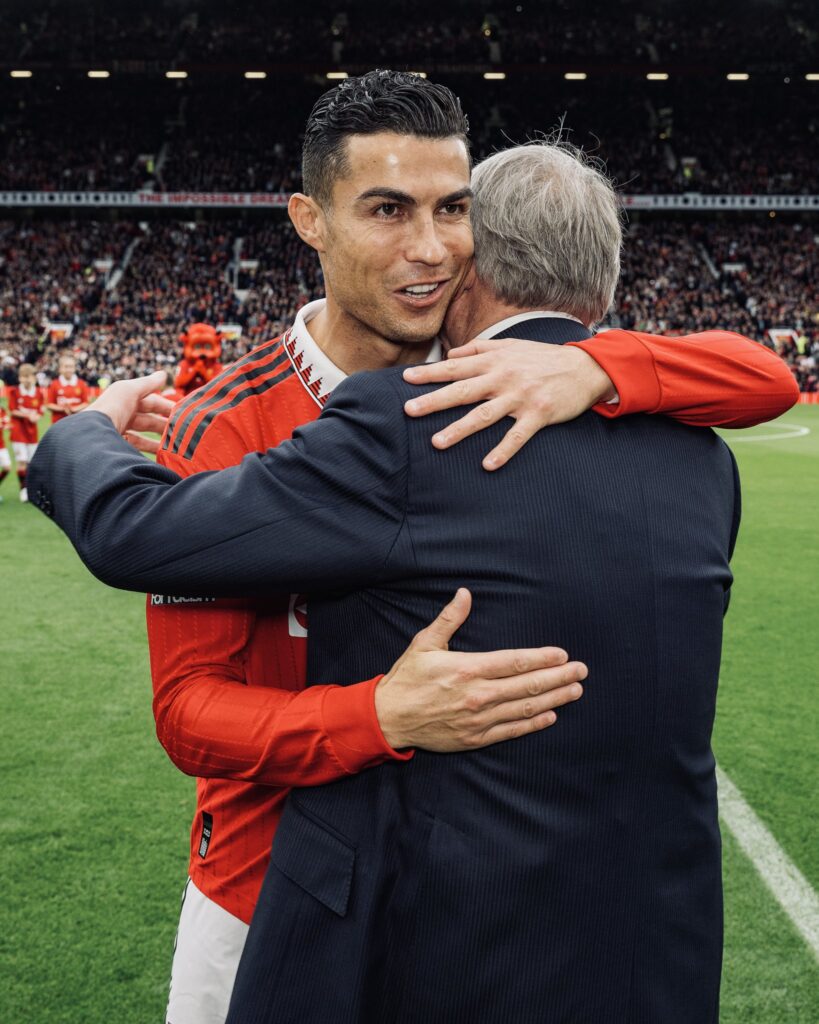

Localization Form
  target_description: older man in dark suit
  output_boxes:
[27,140,751,1022]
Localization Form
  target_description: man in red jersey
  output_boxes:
[8,363,44,501]
[0,405,11,497]
[45,353,89,424]
[137,74,799,1024]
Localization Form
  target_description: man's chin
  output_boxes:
[381,318,444,348]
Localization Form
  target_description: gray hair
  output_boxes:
[470,142,622,326]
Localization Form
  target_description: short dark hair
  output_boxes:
[302,69,470,206]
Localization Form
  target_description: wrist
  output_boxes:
[576,346,617,404]
[323,677,412,765]
[373,675,408,750]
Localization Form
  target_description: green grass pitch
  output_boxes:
[1,406,816,1022]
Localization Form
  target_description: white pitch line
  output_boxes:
[717,766,819,960]
[724,424,811,443]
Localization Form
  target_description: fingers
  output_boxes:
[412,589,472,652]
[111,370,166,398]
[480,417,541,472]
[472,710,558,748]
[129,412,169,435]
[465,645,570,681]
[405,378,485,418]
[124,431,160,455]
[447,338,515,359]
[427,398,511,450]
[140,392,176,416]
[403,353,493,393]
[482,662,588,717]
[469,667,587,750]
[138,370,168,395]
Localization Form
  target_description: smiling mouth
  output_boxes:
[396,280,449,303]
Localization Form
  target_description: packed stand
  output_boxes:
[0,218,326,383]
[612,219,818,389]
[4,0,815,67]
[0,219,135,363]
[2,68,814,196]
[654,83,819,196]
[0,81,167,191]
[0,217,815,391]
[159,83,306,193]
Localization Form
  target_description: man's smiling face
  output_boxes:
[319,131,474,349]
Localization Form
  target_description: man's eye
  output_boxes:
[377,203,400,217]
[441,203,467,216]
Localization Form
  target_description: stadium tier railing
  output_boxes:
[1,192,818,210]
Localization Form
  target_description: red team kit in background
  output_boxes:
[146,304,798,927]
[46,374,90,423]
[7,383,45,445]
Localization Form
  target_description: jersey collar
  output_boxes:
[284,298,442,409]
[59,374,79,386]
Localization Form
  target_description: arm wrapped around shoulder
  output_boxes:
[28,373,410,597]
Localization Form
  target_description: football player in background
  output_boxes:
[45,353,89,423]
[8,363,44,501]
[0,405,11,499]
[142,71,799,1024]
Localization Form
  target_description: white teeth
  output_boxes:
[404,283,438,295]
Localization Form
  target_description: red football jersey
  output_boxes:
[8,385,44,444]
[148,301,409,923]
[46,374,89,423]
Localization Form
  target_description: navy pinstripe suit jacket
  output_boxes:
[28,316,740,1023]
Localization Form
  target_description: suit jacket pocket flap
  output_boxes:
[271,800,355,917]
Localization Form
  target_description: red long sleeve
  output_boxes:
[573,329,799,427]
[148,597,407,787]
[148,402,408,793]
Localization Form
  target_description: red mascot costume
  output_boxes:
[174,323,224,397]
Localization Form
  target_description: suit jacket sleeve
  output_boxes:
[28,372,410,596]
[571,329,800,427]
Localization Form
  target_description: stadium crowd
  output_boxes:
[2,76,814,197]
[0,219,324,383]
[0,216,815,392]
[1,0,816,197]
[3,0,815,65]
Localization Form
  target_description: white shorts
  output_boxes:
[12,442,37,465]
[166,878,249,1024]
[0,447,10,469]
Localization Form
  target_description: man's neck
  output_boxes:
[307,298,433,375]
[453,293,537,346]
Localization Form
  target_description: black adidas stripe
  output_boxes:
[179,363,296,460]
[164,337,284,453]
[170,348,289,456]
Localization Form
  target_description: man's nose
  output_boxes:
[404,214,448,266]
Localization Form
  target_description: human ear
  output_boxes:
[288,193,327,254]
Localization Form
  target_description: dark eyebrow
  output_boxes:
[357,188,417,206]
[438,188,474,206]
[356,186,474,207]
